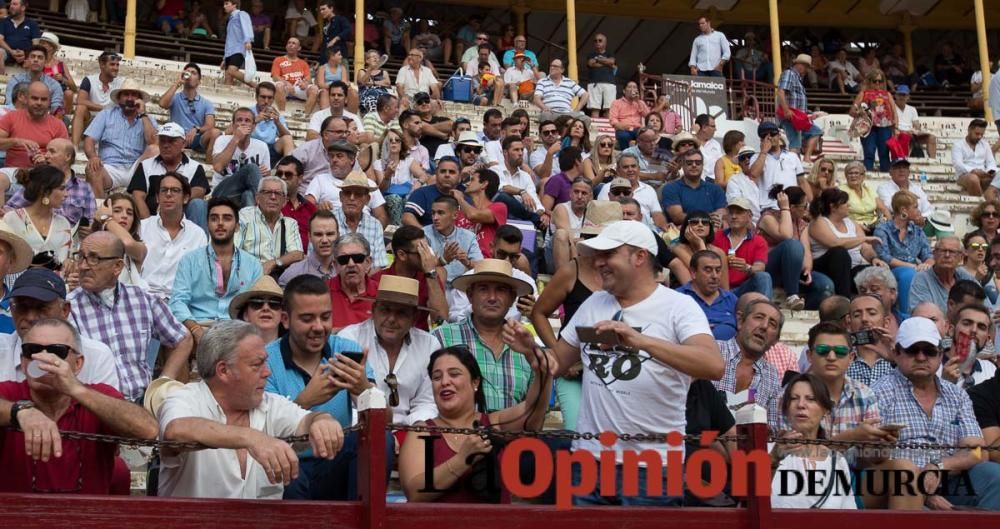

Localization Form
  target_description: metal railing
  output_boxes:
[638,72,699,132]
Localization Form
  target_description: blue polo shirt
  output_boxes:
[264,334,372,427]
[168,93,215,133]
[660,178,726,214]
[0,16,40,53]
[676,282,737,340]
[0,285,11,334]
[403,185,447,226]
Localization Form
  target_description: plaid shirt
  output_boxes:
[775,376,880,436]
[334,209,388,269]
[763,341,797,381]
[6,171,94,226]
[846,356,895,387]
[68,283,188,401]
[778,67,808,111]
[714,338,781,428]
[872,368,983,466]
[433,316,533,412]
[235,206,304,262]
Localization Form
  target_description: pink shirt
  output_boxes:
[609,97,649,130]
[661,110,683,135]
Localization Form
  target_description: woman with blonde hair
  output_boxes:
[804,158,836,201]
[872,190,933,314]
[582,134,615,185]
[375,128,429,225]
[839,161,890,231]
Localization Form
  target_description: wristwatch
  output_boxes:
[9,400,34,430]
[425,269,438,279]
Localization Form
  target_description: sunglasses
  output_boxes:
[274,170,298,178]
[459,146,483,154]
[599,142,615,148]
[247,297,282,311]
[814,344,850,358]
[902,345,939,357]
[541,129,559,136]
[610,188,631,196]
[22,343,76,359]
[764,130,781,137]
[385,373,400,407]
[688,218,711,226]
[982,211,998,218]
[336,253,367,265]
[970,243,989,251]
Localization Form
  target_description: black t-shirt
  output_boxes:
[127,157,209,215]
[653,228,677,269]
[587,51,616,84]
[685,379,736,455]
[968,373,1000,430]
[419,116,452,160]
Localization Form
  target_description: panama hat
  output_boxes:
[0,225,33,274]
[228,275,284,319]
[110,78,150,101]
[340,170,378,192]
[670,131,700,150]
[361,275,431,310]
[451,259,533,298]
[579,200,624,236]
[39,32,60,47]
[143,377,184,419]
[456,130,482,147]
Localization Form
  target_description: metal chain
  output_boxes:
[767,435,1000,452]
[388,423,745,445]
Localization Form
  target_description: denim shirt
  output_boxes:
[168,245,263,322]
[872,219,932,265]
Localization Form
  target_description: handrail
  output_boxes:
[637,72,699,132]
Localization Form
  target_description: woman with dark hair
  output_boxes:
[671,210,729,289]
[970,200,1000,244]
[770,373,856,510]
[228,275,284,344]
[2,165,72,269]
[92,192,148,286]
[561,117,592,157]
[808,188,885,297]
[713,130,745,189]
[962,230,994,303]
[399,344,552,503]
[757,185,834,310]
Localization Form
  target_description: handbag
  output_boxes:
[848,103,873,139]
[776,106,812,132]
[886,134,910,160]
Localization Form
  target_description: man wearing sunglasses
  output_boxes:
[329,233,378,331]
[529,119,562,181]
[596,153,670,232]
[661,150,726,226]
[0,318,159,494]
[869,316,1000,510]
[430,118,472,161]
[875,158,932,225]
[274,155,316,248]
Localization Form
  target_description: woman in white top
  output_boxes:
[771,373,857,510]
[374,128,430,225]
[2,165,73,270]
[546,176,592,273]
[808,188,885,297]
[95,193,148,287]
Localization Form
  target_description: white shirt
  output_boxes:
[337,319,440,425]
[561,286,712,462]
[211,135,272,187]
[700,138,724,181]
[688,30,731,72]
[828,60,860,86]
[751,151,804,210]
[461,48,500,69]
[875,180,933,218]
[284,4,317,38]
[497,165,543,213]
[936,358,997,386]
[530,144,561,179]
[504,65,534,86]
[306,108,365,134]
[483,139,504,167]
[396,65,439,99]
[952,137,997,177]
[771,453,857,510]
[305,172,387,213]
[139,215,208,300]
[464,56,502,77]
[158,380,310,499]
[0,332,120,390]
[596,180,663,220]
[448,267,538,322]
[895,104,919,132]
[726,173,762,223]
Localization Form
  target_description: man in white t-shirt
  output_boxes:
[749,122,806,211]
[596,153,669,231]
[893,85,937,158]
[506,221,723,506]
[875,158,933,222]
[305,139,389,226]
[695,114,723,181]
[158,320,345,499]
[211,107,271,209]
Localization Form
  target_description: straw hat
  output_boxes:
[579,200,624,236]
[341,170,378,192]
[39,32,59,47]
[456,130,482,147]
[793,53,813,67]
[228,275,284,319]
[670,131,700,150]
[110,78,150,101]
[361,275,430,310]
[0,226,33,274]
[451,259,533,297]
[143,377,184,419]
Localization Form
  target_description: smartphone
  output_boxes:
[339,351,365,364]
[849,329,875,347]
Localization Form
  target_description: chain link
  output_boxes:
[388,423,745,444]
[767,435,1000,452]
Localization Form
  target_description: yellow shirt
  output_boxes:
[839,182,879,226]
[717,156,741,186]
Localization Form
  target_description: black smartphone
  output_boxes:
[339,351,365,364]
[849,329,875,347]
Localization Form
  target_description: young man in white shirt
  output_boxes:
[695,114,723,181]
[893,85,937,158]
[493,135,545,228]
[688,16,730,77]
[955,118,999,199]
[138,172,209,301]
[211,107,271,208]
[749,122,807,211]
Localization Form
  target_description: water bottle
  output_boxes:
[920,171,928,185]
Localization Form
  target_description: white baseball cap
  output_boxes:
[895,316,941,349]
[158,122,186,139]
[577,220,658,257]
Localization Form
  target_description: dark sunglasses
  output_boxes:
[247,297,282,311]
[902,345,940,357]
[336,253,367,265]
[459,146,483,154]
[274,170,298,178]
[982,211,998,218]
[610,188,631,196]
[599,142,615,148]
[540,129,559,136]
[22,343,75,359]
[385,373,400,407]
[763,130,780,137]
[814,344,850,358]
[688,218,711,226]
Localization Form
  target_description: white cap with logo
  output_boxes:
[577,220,658,257]
[895,316,941,349]
[158,122,186,139]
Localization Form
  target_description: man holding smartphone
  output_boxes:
[845,294,896,387]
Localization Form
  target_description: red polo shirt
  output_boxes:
[456,201,508,258]
[712,229,769,288]
[0,381,121,494]
[329,276,379,329]
[282,194,318,250]
[372,263,445,330]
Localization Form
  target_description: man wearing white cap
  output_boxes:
[869,316,1000,510]
[127,122,210,224]
[506,220,723,505]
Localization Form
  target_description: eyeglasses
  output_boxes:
[684,160,704,166]
[982,211,998,218]
[459,146,483,154]
[247,297,282,311]
[902,345,940,357]
[71,252,121,266]
[610,188,631,196]
[599,142,614,148]
[764,130,781,137]
[688,218,711,226]
[814,344,850,358]
[387,138,402,144]
[22,342,77,359]
[259,190,286,198]
[934,248,960,256]
[970,243,989,251]
[158,186,184,195]
[336,253,367,265]
[385,373,400,407]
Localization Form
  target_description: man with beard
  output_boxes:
[677,250,737,340]
[494,135,545,228]
[169,197,263,342]
[280,210,338,286]
[402,157,462,227]
[712,298,783,425]
[373,226,447,330]
[328,233,378,331]
[0,81,66,169]
[83,79,159,198]
[845,294,896,387]
[263,275,373,500]
[939,303,996,388]
[4,45,62,115]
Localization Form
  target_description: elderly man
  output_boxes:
[279,210,338,287]
[340,275,439,426]
[894,86,937,158]
[677,250,737,340]
[67,232,192,402]
[374,226,447,329]
[713,298,783,424]
[688,16,730,77]
[909,236,977,313]
[294,116,350,185]
[83,79,159,198]
[158,320,345,498]
[6,139,94,231]
[869,316,1000,510]
[306,140,389,227]
[360,93,401,147]
[263,275,373,500]
[4,45,62,115]
[608,81,649,150]
[776,53,823,159]
[621,127,673,182]
[128,122,210,222]
[661,150,727,225]
[403,157,462,227]
[334,172,388,270]
[597,153,669,231]
[846,294,896,387]
[533,59,589,124]
[236,176,304,277]
[139,172,208,301]
[855,266,903,325]
[329,233,378,331]
[506,221,723,505]
[158,63,221,162]
[0,318,157,493]
[424,195,483,286]
[0,268,120,389]
[71,51,123,147]
[170,197,264,340]
[0,81,66,169]
[211,107,270,209]
[954,119,997,198]
[395,48,440,109]
[434,259,535,411]
[274,155,316,246]
[876,158,932,223]
[271,37,319,113]
[502,34,539,69]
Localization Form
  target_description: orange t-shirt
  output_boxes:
[270,56,311,84]
[0,109,68,168]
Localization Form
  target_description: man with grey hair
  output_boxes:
[334,172,387,270]
[158,320,346,499]
[596,152,669,231]
[854,265,902,322]
[714,297,783,426]
[909,235,976,313]
[330,232,377,331]
[236,175,304,277]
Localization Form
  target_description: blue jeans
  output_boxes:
[697,70,724,78]
[780,120,823,151]
[494,192,541,225]
[572,461,683,506]
[766,239,805,296]
[861,125,893,172]
[732,271,773,299]
[615,129,639,150]
[945,461,1000,509]
[212,164,262,209]
[282,431,394,500]
[803,272,835,310]
[892,266,917,316]
[184,198,208,232]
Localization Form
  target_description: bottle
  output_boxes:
[920,171,928,185]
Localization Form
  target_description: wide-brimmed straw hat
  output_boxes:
[361,275,431,310]
[0,225,33,274]
[228,276,284,319]
[110,78,150,101]
[579,200,624,236]
[143,377,184,419]
[451,259,533,298]
[341,170,378,192]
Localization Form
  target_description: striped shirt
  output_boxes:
[433,316,533,412]
[714,337,781,428]
[333,209,388,269]
[83,106,157,167]
[68,283,188,401]
[235,206,303,262]
[535,76,585,113]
